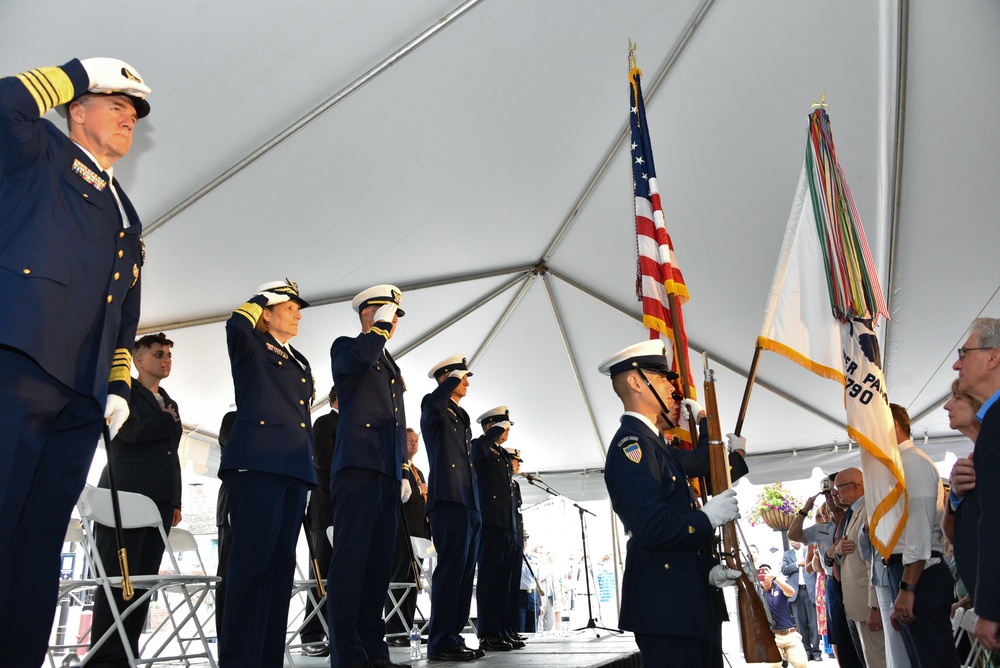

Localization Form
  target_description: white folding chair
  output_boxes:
[76,485,219,667]
[146,527,219,654]
[953,606,967,651]
[46,518,98,667]
[959,607,984,668]
[284,526,331,663]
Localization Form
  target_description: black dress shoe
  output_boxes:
[301,642,330,657]
[429,646,477,661]
[479,635,513,651]
[386,637,409,647]
[501,632,526,648]
[370,659,412,668]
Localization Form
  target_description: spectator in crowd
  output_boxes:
[884,404,959,667]
[757,564,810,668]
[782,540,822,661]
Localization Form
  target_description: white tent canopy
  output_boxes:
[5,0,997,503]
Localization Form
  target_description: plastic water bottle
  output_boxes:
[409,623,421,660]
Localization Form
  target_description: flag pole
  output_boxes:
[733,345,763,437]
[667,293,707,502]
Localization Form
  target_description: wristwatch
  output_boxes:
[798,509,809,517]
[898,581,915,592]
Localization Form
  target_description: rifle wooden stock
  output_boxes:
[704,368,781,664]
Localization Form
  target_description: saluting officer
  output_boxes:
[220,279,315,667]
[328,285,409,668]
[0,57,150,666]
[423,355,482,662]
[473,406,521,651]
[598,340,742,667]
[504,448,528,645]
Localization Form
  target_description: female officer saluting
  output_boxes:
[219,279,316,668]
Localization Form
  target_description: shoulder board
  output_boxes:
[402,462,411,471]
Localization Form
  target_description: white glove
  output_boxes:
[708,564,742,588]
[700,488,740,528]
[681,398,704,421]
[494,420,512,431]
[105,394,130,440]
[80,58,151,97]
[726,433,747,451]
[373,302,397,324]
[401,479,412,503]
[448,369,470,380]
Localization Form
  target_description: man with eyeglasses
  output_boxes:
[881,404,958,667]
[952,317,1000,653]
[830,468,886,667]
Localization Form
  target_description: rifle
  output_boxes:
[703,357,781,663]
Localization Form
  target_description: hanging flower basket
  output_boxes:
[746,483,804,531]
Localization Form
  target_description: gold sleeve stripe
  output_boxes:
[16,67,74,116]
[234,302,263,325]
[108,348,133,385]
[371,322,391,340]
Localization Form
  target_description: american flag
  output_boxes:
[628,65,695,402]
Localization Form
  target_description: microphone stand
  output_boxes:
[523,474,622,637]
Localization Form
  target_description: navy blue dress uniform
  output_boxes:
[505,453,525,642]
[90,377,183,667]
[0,58,149,666]
[301,397,338,652]
[327,284,407,668]
[214,410,237,631]
[472,407,519,649]
[385,457,429,640]
[599,341,740,668]
[422,356,481,661]
[220,282,315,668]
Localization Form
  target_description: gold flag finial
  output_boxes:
[811,88,829,109]
[628,39,638,72]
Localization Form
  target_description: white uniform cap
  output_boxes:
[597,340,678,378]
[351,284,405,316]
[253,278,309,307]
[477,405,513,426]
[505,447,523,461]
[428,354,472,379]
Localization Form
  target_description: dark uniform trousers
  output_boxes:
[0,348,104,665]
[220,471,308,668]
[885,560,960,668]
[428,503,481,652]
[477,525,516,636]
[328,468,400,667]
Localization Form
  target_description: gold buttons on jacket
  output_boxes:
[22,268,30,274]
[118,250,123,258]
[452,464,456,468]
[114,272,120,280]
[365,423,371,428]
[301,378,306,383]
[299,400,305,405]
[106,295,113,303]
[119,231,125,238]
[663,563,670,570]
[277,361,282,366]
[260,420,265,425]
[688,526,696,534]
[300,422,306,428]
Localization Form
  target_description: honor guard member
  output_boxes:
[599,341,742,667]
[328,285,410,668]
[386,428,430,645]
[504,448,528,645]
[0,58,150,666]
[220,279,316,667]
[300,387,339,657]
[89,332,183,667]
[423,355,482,662]
[473,406,520,651]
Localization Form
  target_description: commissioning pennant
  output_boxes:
[757,107,905,558]
[628,55,696,455]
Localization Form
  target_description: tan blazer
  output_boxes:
[839,497,878,622]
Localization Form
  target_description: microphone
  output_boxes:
[524,473,539,483]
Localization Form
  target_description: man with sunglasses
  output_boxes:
[599,340,741,667]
